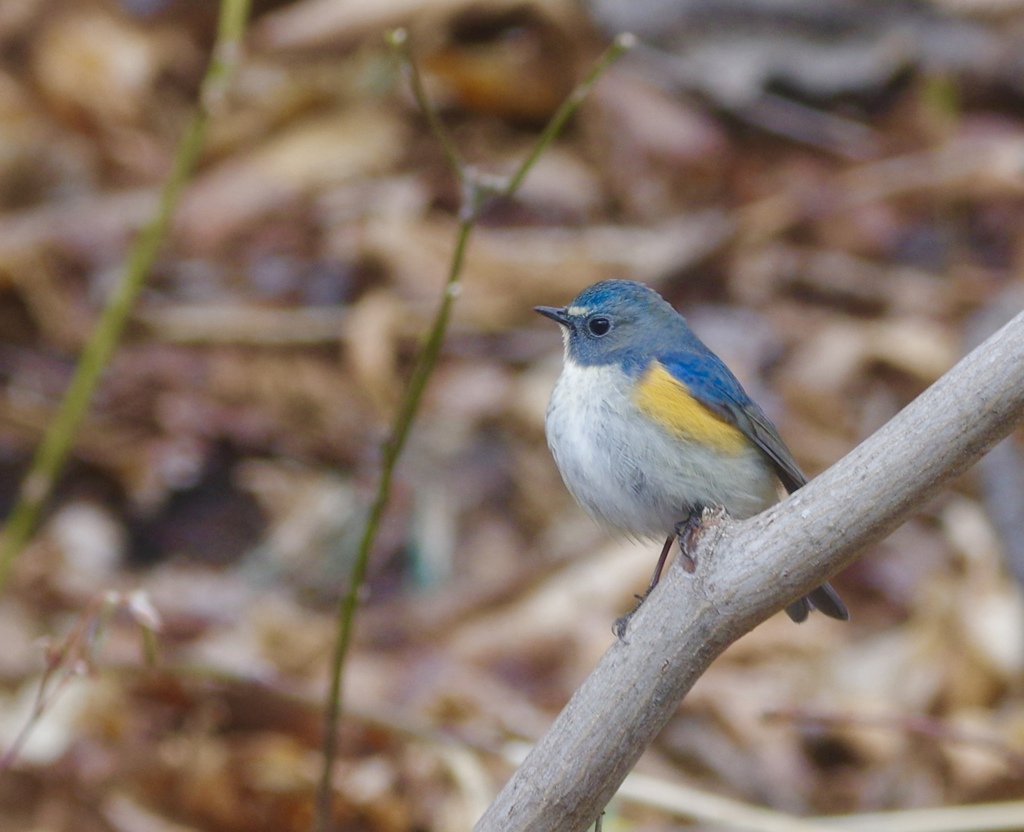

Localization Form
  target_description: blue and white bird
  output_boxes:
[535,279,847,623]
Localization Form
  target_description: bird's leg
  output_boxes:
[613,508,707,640]
[645,533,676,596]
[674,505,705,573]
[613,533,677,641]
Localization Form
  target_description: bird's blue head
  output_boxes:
[535,280,698,372]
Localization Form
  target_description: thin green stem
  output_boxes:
[313,217,473,830]
[504,33,635,196]
[387,28,466,180]
[204,0,252,112]
[312,31,632,832]
[0,0,253,590]
[216,0,251,44]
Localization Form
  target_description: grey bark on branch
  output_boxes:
[473,311,1024,832]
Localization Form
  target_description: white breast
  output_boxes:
[544,358,779,537]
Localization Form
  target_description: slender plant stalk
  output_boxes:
[0,589,161,774]
[0,0,253,589]
[313,30,632,832]
[504,34,635,197]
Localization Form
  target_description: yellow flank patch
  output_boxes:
[633,362,747,453]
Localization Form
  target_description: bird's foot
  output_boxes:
[616,508,718,641]
[674,506,706,573]
[612,593,646,642]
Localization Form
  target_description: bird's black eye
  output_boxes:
[587,316,611,336]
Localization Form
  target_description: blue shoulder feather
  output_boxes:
[656,352,807,493]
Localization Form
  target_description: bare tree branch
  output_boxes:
[473,310,1024,832]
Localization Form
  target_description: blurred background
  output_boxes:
[1,0,1023,829]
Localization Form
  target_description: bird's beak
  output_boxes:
[534,305,570,326]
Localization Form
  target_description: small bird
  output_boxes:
[535,279,847,624]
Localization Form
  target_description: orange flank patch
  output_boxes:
[633,362,747,453]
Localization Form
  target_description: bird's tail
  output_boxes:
[785,581,849,622]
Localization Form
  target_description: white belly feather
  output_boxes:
[544,359,779,537]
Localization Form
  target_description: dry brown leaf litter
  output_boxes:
[0,0,1023,830]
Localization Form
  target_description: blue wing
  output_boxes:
[657,351,807,493]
